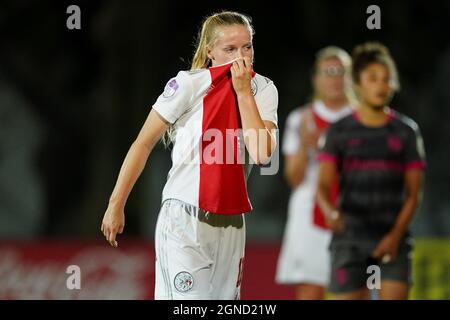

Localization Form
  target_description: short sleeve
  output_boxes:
[282,109,301,155]
[255,81,278,127]
[404,124,426,170]
[317,122,340,163]
[152,71,193,124]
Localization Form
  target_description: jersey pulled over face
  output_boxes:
[207,25,254,67]
[152,62,278,215]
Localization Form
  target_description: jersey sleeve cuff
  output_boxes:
[317,152,337,163]
[405,160,426,170]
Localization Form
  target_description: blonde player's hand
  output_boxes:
[101,205,125,248]
[231,57,253,96]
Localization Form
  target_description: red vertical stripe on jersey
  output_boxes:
[199,63,253,215]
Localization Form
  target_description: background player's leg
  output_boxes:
[332,288,370,300]
[379,280,409,300]
[296,283,325,300]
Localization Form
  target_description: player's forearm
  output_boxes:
[390,194,419,238]
[237,93,276,164]
[108,140,154,209]
[316,182,336,218]
[284,147,309,188]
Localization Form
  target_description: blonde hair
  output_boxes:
[191,11,254,70]
[162,11,254,147]
[312,46,356,105]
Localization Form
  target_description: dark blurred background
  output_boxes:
[0,0,449,299]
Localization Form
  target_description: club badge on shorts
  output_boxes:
[174,271,194,292]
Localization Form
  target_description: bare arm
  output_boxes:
[231,58,277,165]
[316,161,344,232]
[284,151,308,188]
[391,169,423,237]
[101,109,169,247]
[372,169,424,260]
[284,113,320,188]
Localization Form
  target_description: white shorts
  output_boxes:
[276,197,331,286]
[154,198,246,300]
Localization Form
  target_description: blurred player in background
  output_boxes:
[317,42,426,299]
[276,47,353,299]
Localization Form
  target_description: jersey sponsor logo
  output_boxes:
[348,138,362,148]
[387,135,402,152]
[163,78,179,98]
[174,271,194,292]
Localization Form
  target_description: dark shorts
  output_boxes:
[328,238,413,294]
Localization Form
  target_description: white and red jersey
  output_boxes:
[282,101,352,227]
[152,62,278,215]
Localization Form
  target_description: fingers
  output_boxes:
[108,229,118,248]
[233,58,252,74]
[231,63,237,77]
[381,254,392,264]
[334,219,345,234]
[243,56,253,70]
[101,222,122,248]
[101,223,108,239]
[232,59,243,74]
[371,244,384,259]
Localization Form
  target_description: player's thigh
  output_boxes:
[331,288,371,300]
[296,283,326,300]
[210,214,246,300]
[154,201,215,299]
[328,242,369,296]
[379,280,409,300]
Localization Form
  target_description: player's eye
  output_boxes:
[367,74,378,82]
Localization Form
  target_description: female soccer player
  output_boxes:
[276,47,353,299]
[317,42,426,300]
[100,11,278,300]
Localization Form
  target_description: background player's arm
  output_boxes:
[284,113,320,188]
[101,109,169,247]
[372,169,423,260]
[316,161,344,233]
[392,169,423,237]
[284,151,308,188]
